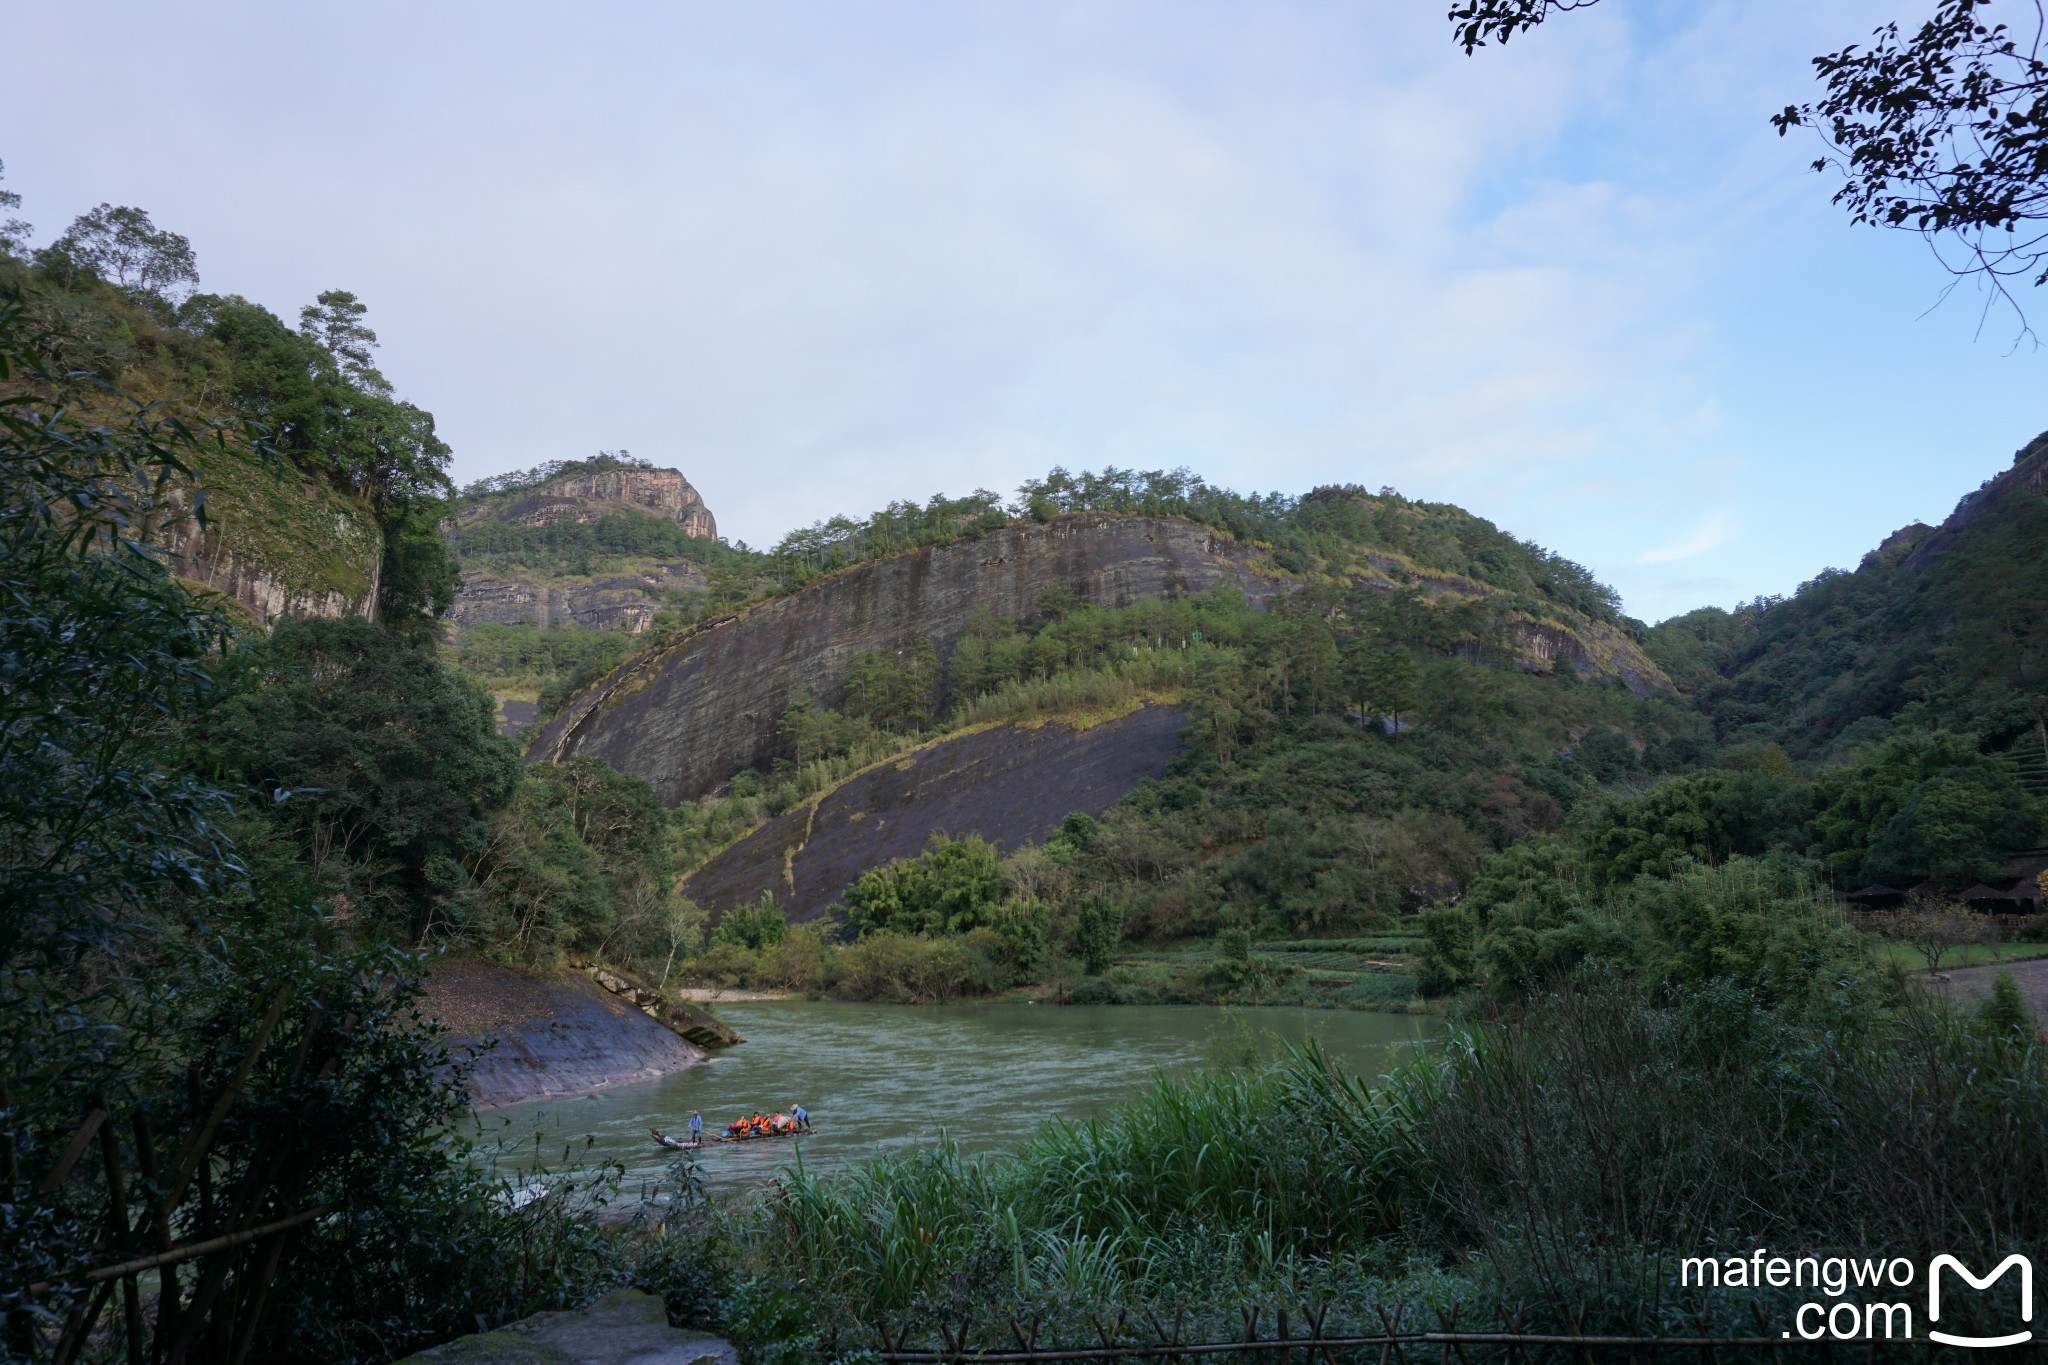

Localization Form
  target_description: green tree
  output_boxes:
[990,898,1053,975]
[715,894,789,951]
[300,287,387,392]
[843,834,1003,937]
[42,202,199,304]
[1809,732,2037,886]
[0,294,241,969]
[222,616,522,934]
[1348,642,1421,733]
[1583,769,1810,885]
[1073,894,1124,975]
[0,295,583,1363]
[1862,765,2039,887]
[0,159,29,256]
[1974,970,2038,1041]
[844,640,939,733]
[1452,0,2048,327]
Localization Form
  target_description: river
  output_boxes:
[474,1000,1439,1199]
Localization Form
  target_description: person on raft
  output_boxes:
[650,1127,689,1150]
[791,1102,810,1131]
[688,1111,703,1145]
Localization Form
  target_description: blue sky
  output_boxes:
[6,1,2042,622]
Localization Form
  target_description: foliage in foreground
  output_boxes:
[717,973,2045,1353]
[0,296,643,1362]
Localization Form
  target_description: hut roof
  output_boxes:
[1849,885,1903,899]
[1958,883,2023,902]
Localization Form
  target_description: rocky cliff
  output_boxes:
[448,464,719,634]
[150,449,383,627]
[1899,429,2048,568]
[683,706,1188,921]
[421,957,709,1106]
[448,560,707,632]
[508,466,717,538]
[533,513,1668,806]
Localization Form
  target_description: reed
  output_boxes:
[722,973,2048,1344]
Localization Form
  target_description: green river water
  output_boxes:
[477,1001,1440,1198]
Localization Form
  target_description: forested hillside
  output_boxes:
[1648,433,2048,765]
[0,206,459,632]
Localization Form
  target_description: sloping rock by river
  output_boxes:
[422,958,714,1106]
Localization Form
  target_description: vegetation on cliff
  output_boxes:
[646,571,1704,1003]
[0,189,460,631]
[0,299,653,1361]
[769,467,1626,629]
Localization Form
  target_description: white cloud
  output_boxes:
[5,0,2041,627]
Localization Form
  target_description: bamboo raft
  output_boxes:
[651,1124,812,1149]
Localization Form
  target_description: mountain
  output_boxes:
[0,253,431,633]
[447,457,720,634]
[1646,430,2048,767]
[532,509,1668,806]
[520,482,1686,933]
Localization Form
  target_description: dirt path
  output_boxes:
[1923,955,2048,1019]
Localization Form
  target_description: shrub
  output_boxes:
[831,932,981,1002]
[714,895,788,951]
[760,922,829,993]
[1073,895,1124,975]
[843,834,1002,937]
[987,899,1052,978]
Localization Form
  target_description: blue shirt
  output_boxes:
[792,1105,807,1121]
[689,1115,703,1132]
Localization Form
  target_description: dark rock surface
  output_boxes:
[497,698,540,736]
[684,706,1186,922]
[532,515,1282,803]
[534,513,1667,806]
[1901,429,2048,568]
[421,958,705,1106]
[399,1289,734,1365]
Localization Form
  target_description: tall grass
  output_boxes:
[723,974,2048,1347]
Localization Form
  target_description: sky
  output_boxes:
[5,1,2043,623]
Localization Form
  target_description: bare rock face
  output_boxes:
[421,958,705,1106]
[533,515,1284,803]
[684,706,1187,922]
[449,561,708,633]
[156,513,381,625]
[498,467,717,539]
[148,464,383,628]
[533,513,1669,806]
[1901,429,2048,568]
[447,465,719,634]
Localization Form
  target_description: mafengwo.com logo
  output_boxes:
[1681,1250,2032,1346]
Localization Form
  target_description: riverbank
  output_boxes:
[423,957,712,1106]
[667,926,1428,1010]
